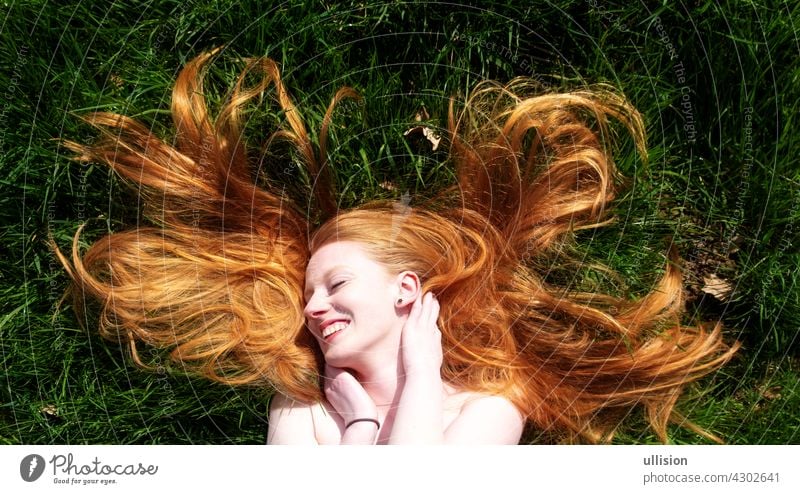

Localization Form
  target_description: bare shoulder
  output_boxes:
[443,386,520,415]
[269,392,312,411]
[267,393,319,444]
[443,391,525,445]
[458,392,523,420]
[267,393,341,445]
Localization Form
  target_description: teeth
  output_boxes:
[322,322,349,338]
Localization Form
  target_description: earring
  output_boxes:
[397,298,403,305]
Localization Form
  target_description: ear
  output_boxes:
[394,271,420,309]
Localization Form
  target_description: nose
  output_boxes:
[303,292,331,321]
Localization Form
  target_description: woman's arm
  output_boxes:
[268,368,380,445]
[389,293,524,444]
[390,375,525,445]
[388,367,444,444]
[323,364,380,445]
[388,293,444,444]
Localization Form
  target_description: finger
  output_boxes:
[426,294,440,329]
[409,293,422,319]
[420,292,434,321]
[416,292,428,322]
[403,296,423,338]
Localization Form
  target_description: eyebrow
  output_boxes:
[303,265,351,299]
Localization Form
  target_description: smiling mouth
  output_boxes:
[321,321,350,340]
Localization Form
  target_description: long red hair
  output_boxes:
[55,50,738,442]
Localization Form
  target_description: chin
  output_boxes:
[321,349,348,367]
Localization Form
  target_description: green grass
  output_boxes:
[1,0,798,444]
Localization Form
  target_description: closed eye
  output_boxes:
[330,280,345,290]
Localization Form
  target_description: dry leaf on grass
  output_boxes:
[701,274,733,301]
[403,126,441,151]
[760,385,782,401]
[403,106,441,151]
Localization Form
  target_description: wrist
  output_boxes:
[402,363,442,380]
[345,417,381,430]
[340,416,381,445]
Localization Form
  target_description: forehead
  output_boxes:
[305,241,387,283]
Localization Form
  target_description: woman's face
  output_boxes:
[303,241,402,364]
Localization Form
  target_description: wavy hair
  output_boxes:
[55,50,738,442]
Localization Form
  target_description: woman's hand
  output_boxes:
[324,364,380,444]
[400,292,443,376]
[389,292,445,443]
[323,363,378,423]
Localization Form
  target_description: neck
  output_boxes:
[348,348,405,410]
[362,363,405,409]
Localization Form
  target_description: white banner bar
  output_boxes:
[2,445,797,493]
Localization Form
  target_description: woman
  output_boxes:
[268,217,526,444]
[55,49,738,444]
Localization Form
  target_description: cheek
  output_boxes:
[339,275,396,306]
[372,294,400,320]
[340,288,392,317]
